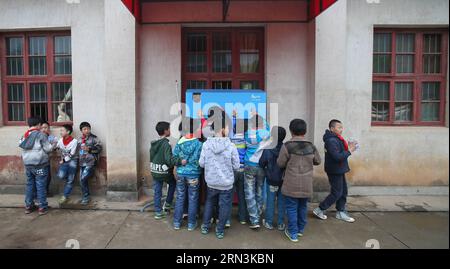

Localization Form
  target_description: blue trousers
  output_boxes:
[265,184,285,226]
[25,166,49,209]
[284,196,308,238]
[80,166,95,199]
[202,187,233,234]
[57,160,78,198]
[244,166,265,225]
[153,178,176,214]
[173,176,200,226]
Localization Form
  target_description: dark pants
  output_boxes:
[153,178,176,214]
[46,164,51,194]
[227,169,248,223]
[25,166,49,210]
[284,196,308,237]
[80,166,95,200]
[202,187,233,234]
[173,176,200,226]
[319,173,348,212]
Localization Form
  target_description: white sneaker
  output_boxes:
[313,207,327,220]
[336,211,355,223]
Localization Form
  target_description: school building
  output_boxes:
[0,0,448,201]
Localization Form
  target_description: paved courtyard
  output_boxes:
[0,207,447,249]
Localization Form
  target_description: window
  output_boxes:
[182,28,264,101]
[372,29,448,126]
[1,32,72,125]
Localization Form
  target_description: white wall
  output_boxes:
[266,23,313,141]
[314,0,449,186]
[138,24,182,180]
[0,0,107,189]
[104,0,139,200]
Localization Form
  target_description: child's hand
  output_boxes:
[348,142,357,153]
[59,160,64,164]
[181,159,188,166]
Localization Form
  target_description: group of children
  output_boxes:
[150,108,357,242]
[19,108,356,242]
[20,117,102,215]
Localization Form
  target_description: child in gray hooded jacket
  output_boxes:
[199,111,240,239]
[19,117,54,215]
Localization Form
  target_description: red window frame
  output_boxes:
[181,27,265,102]
[372,28,448,126]
[0,31,72,126]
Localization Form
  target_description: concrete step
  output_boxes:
[0,194,448,212]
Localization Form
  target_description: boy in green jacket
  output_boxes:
[150,121,186,219]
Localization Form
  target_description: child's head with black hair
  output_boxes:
[41,120,50,134]
[155,121,171,137]
[207,106,223,120]
[179,117,199,137]
[271,126,286,144]
[249,114,264,130]
[289,119,307,137]
[60,124,73,138]
[211,110,231,137]
[79,121,92,136]
[27,117,42,128]
[328,119,343,136]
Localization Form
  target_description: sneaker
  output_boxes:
[249,222,260,229]
[284,229,299,243]
[154,211,166,220]
[313,207,328,220]
[298,231,304,237]
[80,198,90,206]
[216,232,224,239]
[25,205,36,214]
[188,222,197,231]
[336,211,355,223]
[183,213,188,220]
[263,219,273,230]
[239,220,247,225]
[277,223,286,231]
[201,224,209,235]
[163,202,173,212]
[225,220,231,228]
[58,196,68,205]
[38,208,49,216]
[173,223,181,230]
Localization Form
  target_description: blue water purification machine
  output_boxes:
[185,89,267,120]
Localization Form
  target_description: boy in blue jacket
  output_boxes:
[243,114,270,229]
[313,119,357,223]
[172,117,203,231]
[259,126,286,231]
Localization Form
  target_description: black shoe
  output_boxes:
[38,208,49,216]
[25,205,36,214]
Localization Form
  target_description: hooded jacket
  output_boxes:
[173,137,202,177]
[150,137,181,182]
[277,137,321,198]
[323,129,351,175]
[244,127,270,167]
[199,137,240,191]
[78,133,102,167]
[259,142,284,187]
[230,116,246,168]
[19,130,54,168]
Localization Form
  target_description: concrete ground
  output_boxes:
[0,207,448,249]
